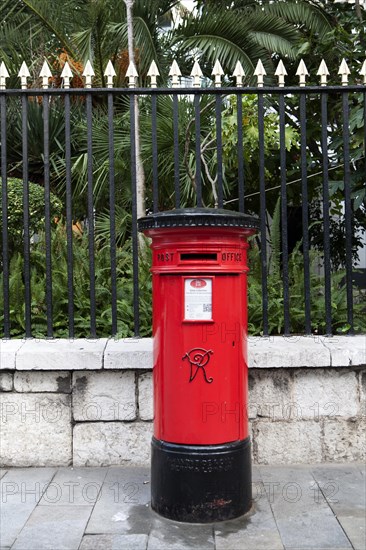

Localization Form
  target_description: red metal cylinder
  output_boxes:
[138,208,258,522]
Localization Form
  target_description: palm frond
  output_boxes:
[264,1,333,40]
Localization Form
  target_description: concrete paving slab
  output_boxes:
[0,468,56,501]
[79,534,149,550]
[0,469,8,479]
[148,516,214,550]
[311,464,366,550]
[11,505,93,550]
[0,502,40,548]
[283,547,352,550]
[335,514,366,550]
[259,465,352,549]
[86,467,151,535]
[0,468,57,547]
[38,467,108,506]
[215,483,283,550]
[251,465,262,483]
[311,464,365,514]
[86,503,152,536]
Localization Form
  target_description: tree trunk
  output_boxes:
[124,0,146,221]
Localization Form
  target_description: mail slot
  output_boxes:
[138,208,259,523]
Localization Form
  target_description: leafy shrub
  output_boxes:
[0,221,364,338]
[0,224,151,338]
[0,177,63,257]
[247,241,366,335]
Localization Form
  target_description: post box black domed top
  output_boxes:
[138,208,259,231]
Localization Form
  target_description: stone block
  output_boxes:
[73,371,136,421]
[14,371,71,393]
[248,369,292,420]
[253,420,322,464]
[104,338,153,370]
[359,370,366,417]
[0,393,72,466]
[293,368,359,419]
[248,336,330,368]
[73,422,153,466]
[16,338,108,370]
[323,419,366,462]
[0,339,25,370]
[138,372,153,421]
[0,372,13,391]
[323,335,366,367]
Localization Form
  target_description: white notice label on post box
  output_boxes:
[184,278,212,320]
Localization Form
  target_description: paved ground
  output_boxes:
[0,463,365,550]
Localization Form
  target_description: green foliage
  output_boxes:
[221,95,300,214]
[0,178,63,257]
[1,220,364,338]
[247,240,366,336]
[247,198,366,335]
[0,224,152,338]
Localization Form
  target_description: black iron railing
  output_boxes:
[0,84,364,338]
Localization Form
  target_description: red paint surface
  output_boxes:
[144,226,255,445]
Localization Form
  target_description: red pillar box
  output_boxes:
[138,208,258,522]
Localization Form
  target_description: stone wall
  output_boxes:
[0,336,365,467]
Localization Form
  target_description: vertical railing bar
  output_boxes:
[258,94,269,336]
[173,94,180,208]
[215,94,223,208]
[237,93,245,213]
[279,94,290,335]
[0,94,10,337]
[64,92,74,338]
[364,92,366,188]
[194,94,202,207]
[43,93,53,337]
[321,92,332,335]
[86,93,96,338]
[22,95,32,337]
[130,93,140,336]
[108,92,117,336]
[342,91,353,333]
[299,93,311,334]
[152,94,159,212]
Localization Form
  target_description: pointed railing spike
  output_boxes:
[147,60,160,88]
[83,60,95,88]
[40,59,52,89]
[126,61,138,88]
[61,61,73,89]
[338,58,350,86]
[0,62,10,90]
[18,61,31,89]
[211,59,224,87]
[360,60,366,85]
[275,60,288,87]
[169,60,181,88]
[317,59,330,86]
[233,60,245,87]
[190,60,203,88]
[104,60,116,89]
[296,59,309,87]
[254,59,266,88]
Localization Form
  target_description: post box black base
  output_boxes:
[151,436,252,523]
